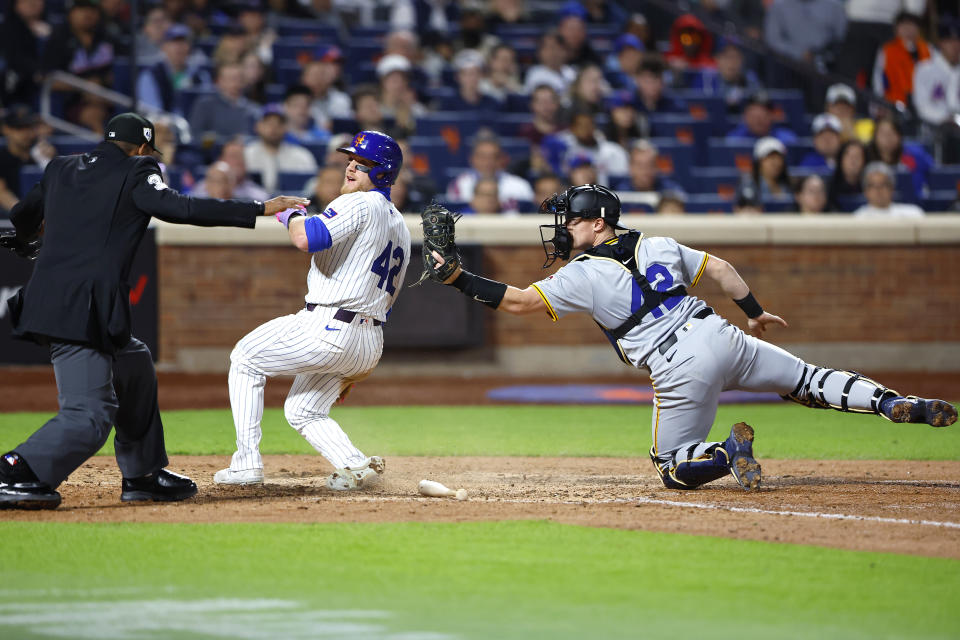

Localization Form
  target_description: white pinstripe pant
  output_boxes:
[227,306,383,472]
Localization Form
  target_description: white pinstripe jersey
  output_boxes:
[531,234,711,367]
[304,190,411,320]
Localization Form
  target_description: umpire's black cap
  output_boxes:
[104,112,160,153]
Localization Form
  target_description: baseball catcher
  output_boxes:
[418,186,956,492]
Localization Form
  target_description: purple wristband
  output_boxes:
[276,206,305,228]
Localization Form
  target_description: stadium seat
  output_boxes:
[48,136,94,156]
[688,167,742,197]
[274,19,338,40]
[762,195,798,213]
[649,138,694,188]
[927,166,960,192]
[277,172,315,193]
[19,166,44,198]
[921,191,957,212]
[409,136,470,181]
[683,194,734,214]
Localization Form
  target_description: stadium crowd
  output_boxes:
[2,0,960,217]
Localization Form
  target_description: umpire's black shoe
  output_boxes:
[0,481,62,509]
[121,468,198,502]
[0,451,61,509]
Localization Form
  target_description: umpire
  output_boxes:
[0,112,308,509]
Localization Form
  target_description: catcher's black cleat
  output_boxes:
[880,396,958,427]
[121,468,198,502]
[725,422,762,491]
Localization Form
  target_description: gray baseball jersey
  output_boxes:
[227,189,410,473]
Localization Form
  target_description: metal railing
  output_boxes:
[39,71,193,145]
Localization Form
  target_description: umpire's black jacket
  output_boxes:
[7,141,262,353]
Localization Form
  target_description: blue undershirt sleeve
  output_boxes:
[304,216,332,253]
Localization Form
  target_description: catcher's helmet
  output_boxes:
[337,130,403,188]
[538,184,624,267]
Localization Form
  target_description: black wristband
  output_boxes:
[255,200,265,214]
[734,292,764,319]
[451,270,508,309]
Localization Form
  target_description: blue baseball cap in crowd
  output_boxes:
[939,16,960,40]
[614,33,644,53]
[163,23,191,42]
[605,90,635,109]
[260,103,286,120]
[558,1,588,21]
[314,44,343,63]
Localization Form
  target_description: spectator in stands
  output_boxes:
[376,54,426,137]
[301,47,352,132]
[137,24,212,116]
[874,11,931,107]
[98,0,128,53]
[543,108,629,185]
[480,43,523,104]
[189,61,258,141]
[523,31,577,95]
[507,139,555,186]
[619,140,681,194]
[235,0,275,66]
[634,56,686,117]
[726,90,798,145]
[557,2,601,66]
[241,49,269,104]
[211,24,250,67]
[324,133,353,170]
[567,155,599,187]
[486,0,532,29]
[2,0,52,105]
[799,113,843,170]
[533,173,566,209]
[656,189,687,214]
[824,83,870,142]
[462,177,502,214]
[749,136,791,198]
[866,116,932,202]
[307,165,344,212]
[605,33,644,92]
[349,84,386,134]
[190,138,268,201]
[665,13,715,72]
[763,0,846,69]
[439,49,502,112]
[75,95,110,136]
[447,131,534,213]
[394,136,439,210]
[0,105,55,215]
[455,6,498,53]
[283,84,330,145]
[624,12,655,51]
[794,174,829,214]
[837,0,909,86]
[604,91,646,148]
[381,29,432,91]
[202,161,237,200]
[827,139,868,211]
[390,0,458,38]
[855,162,925,217]
[733,181,763,214]
[243,104,318,194]
[42,0,116,90]
[136,5,171,63]
[569,64,610,115]
[518,85,563,146]
[582,0,627,24]
[913,16,960,128]
[694,37,763,114]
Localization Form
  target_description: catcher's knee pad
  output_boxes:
[782,365,898,415]
[650,443,731,490]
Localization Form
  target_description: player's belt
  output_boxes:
[305,304,383,326]
[656,307,714,355]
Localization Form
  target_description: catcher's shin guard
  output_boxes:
[782,365,898,416]
[650,442,731,490]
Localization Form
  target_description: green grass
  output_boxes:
[1,520,957,640]
[2,404,958,459]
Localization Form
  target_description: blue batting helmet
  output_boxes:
[337,130,403,188]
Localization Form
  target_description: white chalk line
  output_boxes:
[307,494,960,529]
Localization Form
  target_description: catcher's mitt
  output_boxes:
[412,202,461,286]
[0,229,41,260]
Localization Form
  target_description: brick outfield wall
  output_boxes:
[158,244,960,366]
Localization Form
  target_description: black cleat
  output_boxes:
[121,468,198,502]
[724,422,762,491]
[0,481,61,509]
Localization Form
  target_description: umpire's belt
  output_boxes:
[306,304,383,326]
[656,307,714,355]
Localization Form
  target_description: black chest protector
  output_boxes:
[578,231,687,341]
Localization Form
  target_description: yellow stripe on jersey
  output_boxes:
[691,253,709,286]
[530,283,558,322]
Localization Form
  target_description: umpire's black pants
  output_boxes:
[14,337,168,488]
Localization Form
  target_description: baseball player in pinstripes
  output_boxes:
[214,131,410,490]
[421,184,956,491]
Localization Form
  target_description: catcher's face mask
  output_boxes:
[538,192,572,268]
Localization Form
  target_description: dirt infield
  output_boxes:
[4,455,958,560]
